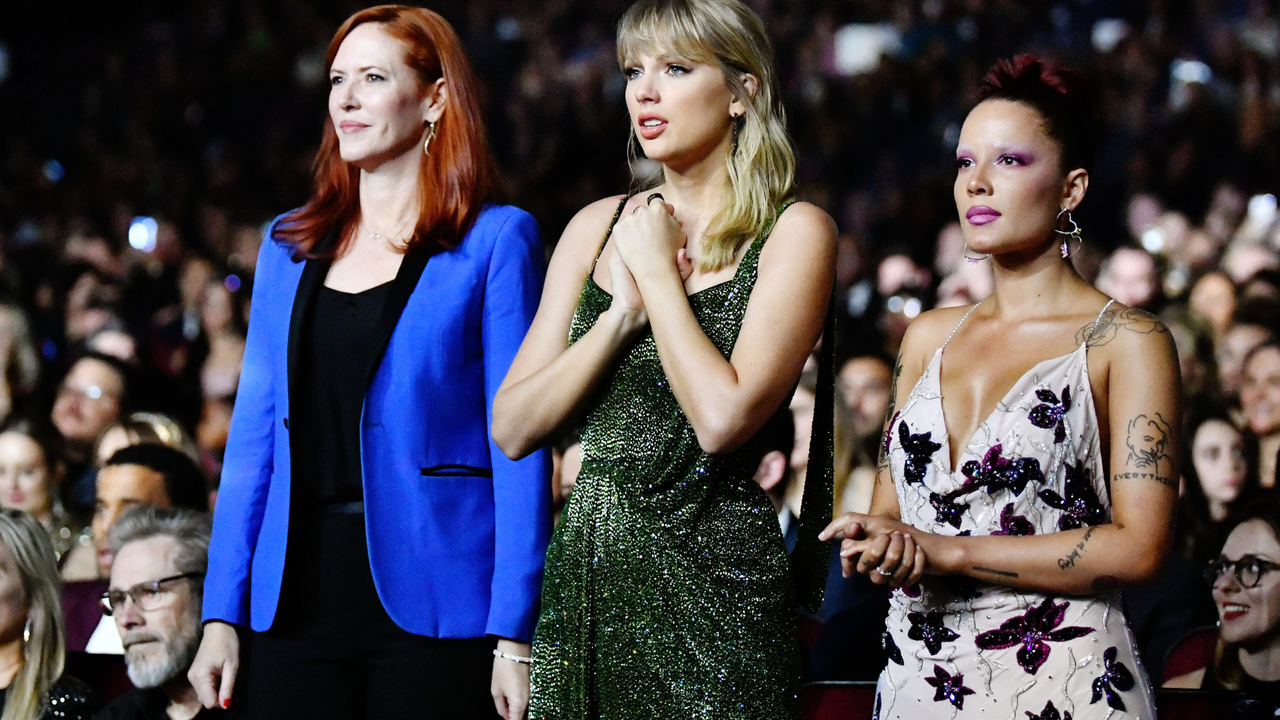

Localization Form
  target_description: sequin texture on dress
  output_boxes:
[529,201,829,720]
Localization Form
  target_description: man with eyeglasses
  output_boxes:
[95,505,231,719]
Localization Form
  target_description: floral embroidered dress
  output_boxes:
[877,299,1155,720]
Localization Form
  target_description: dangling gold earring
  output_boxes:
[423,120,438,156]
[22,618,30,644]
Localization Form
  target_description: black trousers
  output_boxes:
[245,506,500,720]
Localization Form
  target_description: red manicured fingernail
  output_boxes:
[222,699,231,709]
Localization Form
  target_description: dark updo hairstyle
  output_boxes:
[978,54,1096,175]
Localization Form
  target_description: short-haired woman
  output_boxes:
[821,55,1179,718]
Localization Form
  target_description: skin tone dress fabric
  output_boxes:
[876,299,1157,720]
[529,201,830,720]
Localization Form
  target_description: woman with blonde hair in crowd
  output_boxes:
[0,509,97,719]
[494,0,836,715]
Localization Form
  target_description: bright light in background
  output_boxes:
[1091,19,1130,53]
[1141,227,1166,254]
[42,160,64,183]
[1172,59,1213,85]
[903,298,922,319]
[224,275,241,292]
[1248,193,1277,226]
[128,217,159,252]
[833,24,901,76]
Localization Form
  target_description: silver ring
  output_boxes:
[875,567,894,577]
[646,192,665,205]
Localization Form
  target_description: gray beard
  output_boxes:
[124,620,201,689]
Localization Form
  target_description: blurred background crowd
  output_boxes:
[1,0,1280,713]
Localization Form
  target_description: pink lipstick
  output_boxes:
[966,206,1001,226]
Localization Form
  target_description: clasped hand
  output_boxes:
[605,198,693,323]
[819,513,927,589]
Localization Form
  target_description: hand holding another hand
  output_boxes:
[820,513,927,588]
[610,195,688,288]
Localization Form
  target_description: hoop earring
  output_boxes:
[1054,207,1083,259]
[963,242,989,263]
[423,120,438,156]
[22,618,30,644]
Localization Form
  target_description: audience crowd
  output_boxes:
[0,0,1279,716]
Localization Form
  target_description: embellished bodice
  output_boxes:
[887,340,1109,540]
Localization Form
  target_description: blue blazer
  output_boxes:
[203,204,552,641]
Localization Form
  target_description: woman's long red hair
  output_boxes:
[276,5,502,256]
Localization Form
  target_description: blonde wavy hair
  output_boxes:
[617,0,796,271]
[0,509,66,720]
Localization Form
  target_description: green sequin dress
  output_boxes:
[529,200,832,720]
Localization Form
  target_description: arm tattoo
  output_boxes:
[878,352,904,471]
[1121,413,1175,485]
[1075,306,1169,347]
[973,566,1019,578]
[1112,472,1178,489]
[1058,525,1098,570]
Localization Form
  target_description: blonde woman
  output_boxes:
[493,0,835,715]
[0,509,96,719]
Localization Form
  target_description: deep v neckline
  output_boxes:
[932,343,1085,473]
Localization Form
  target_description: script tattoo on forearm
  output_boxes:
[878,352,904,472]
[1075,307,1171,347]
[973,566,1019,578]
[1058,525,1097,570]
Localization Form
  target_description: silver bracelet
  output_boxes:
[493,649,533,664]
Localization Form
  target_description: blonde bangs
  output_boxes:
[616,0,796,272]
[616,4,716,70]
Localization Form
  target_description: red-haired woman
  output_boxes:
[820,55,1176,717]
[188,6,551,719]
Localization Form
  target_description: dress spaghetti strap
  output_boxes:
[1082,298,1117,347]
[940,299,984,351]
[589,195,632,275]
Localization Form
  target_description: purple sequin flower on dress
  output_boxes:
[1090,646,1136,711]
[883,631,904,665]
[960,444,1045,496]
[1029,386,1072,443]
[929,490,967,529]
[991,503,1036,536]
[973,597,1094,674]
[1038,460,1107,530]
[908,611,960,654]
[898,420,942,484]
[924,665,975,710]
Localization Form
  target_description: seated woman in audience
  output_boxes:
[0,420,92,573]
[1178,412,1259,563]
[1240,343,1280,488]
[92,414,198,469]
[0,508,98,718]
[1167,501,1280,705]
